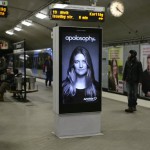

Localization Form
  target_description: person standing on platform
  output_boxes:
[0,56,7,75]
[123,50,143,113]
[0,56,7,85]
[0,68,14,101]
[44,55,53,86]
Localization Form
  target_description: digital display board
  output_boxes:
[0,5,7,17]
[59,27,102,114]
[50,9,104,22]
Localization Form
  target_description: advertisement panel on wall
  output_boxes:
[59,27,102,114]
[140,44,150,98]
[0,40,8,49]
[108,46,123,93]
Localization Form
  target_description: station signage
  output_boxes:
[0,6,7,17]
[0,1,8,17]
[13,41,24,53]
[49,4,105,22]
[0,1,8,6]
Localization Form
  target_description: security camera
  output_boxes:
[90,0,97,6]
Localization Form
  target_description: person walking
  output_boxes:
[123,50,143,113]
[44,55,53,86]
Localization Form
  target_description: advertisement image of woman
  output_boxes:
[108,59,119,92]
[62,46,100,104]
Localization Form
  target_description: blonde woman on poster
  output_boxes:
[108,46,123,93]
[62,46,100,104]
[108,59,119,92]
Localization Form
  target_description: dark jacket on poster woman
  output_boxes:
[108,75,118,91]
[123,56,143,84]
[62,80,100,104]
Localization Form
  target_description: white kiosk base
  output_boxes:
[53,112,103,139]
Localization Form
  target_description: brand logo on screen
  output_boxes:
[65,35,96,42]
[83,97,97,102]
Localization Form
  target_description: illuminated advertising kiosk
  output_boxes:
[53,26,102,138]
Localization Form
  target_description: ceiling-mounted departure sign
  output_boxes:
[49,4,105,22]
[0,6,7,17]
[0,1,8,17]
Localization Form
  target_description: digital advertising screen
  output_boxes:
[59,27,102,114]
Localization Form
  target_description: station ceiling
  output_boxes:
[0,0,150,50]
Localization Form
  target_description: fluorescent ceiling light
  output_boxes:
[52,4,68,8]
[5,30,14,35]
[21,20,32,26]
[35,12,47,19]
[14,26,22,31]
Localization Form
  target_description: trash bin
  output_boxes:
[15,77,23,90]
[29,77,36,90]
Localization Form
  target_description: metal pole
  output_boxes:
[23,40,27,101]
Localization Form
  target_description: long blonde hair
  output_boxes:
[62,46,96,97]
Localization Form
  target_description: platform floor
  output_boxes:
[0,79,150,150]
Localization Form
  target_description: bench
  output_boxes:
[8,76,38,100]
[8,88,38,100]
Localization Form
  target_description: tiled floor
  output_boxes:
[0,79,150,150]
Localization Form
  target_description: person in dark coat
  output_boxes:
[142,55,150,97]
[0,56,7,75]
[0,68,14,101]
[123,50,143,113]
[44,55,53,86]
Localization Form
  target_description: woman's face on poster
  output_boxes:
[74,53,88,76]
